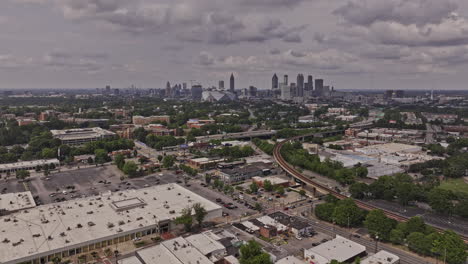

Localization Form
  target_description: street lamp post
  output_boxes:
[374,235,379,253]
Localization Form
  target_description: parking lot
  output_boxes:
[0,165,256,222]
[184,178,256,219]
[0,165,184,205]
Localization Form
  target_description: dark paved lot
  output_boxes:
[2,165,181,205]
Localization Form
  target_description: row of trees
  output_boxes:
[252,138,274,155]
[208,145,255,160]
[281,142,367,185]
[315,196,467,264]
[349,174,468,219]
[364,211,467,264]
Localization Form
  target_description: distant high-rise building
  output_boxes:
[191,85,203,101]
[283,75,289,85]
[272,74,279,90]
[315,79,324,96]
[249,86,258,97]
[165,82,171,97]
[219,80,225,90]
[105,85,111,94]
[297,74,304,97]
[395,90,404,98]
[280,83,291,100]
[182,83,187,90]
[230,73,235,92]
[307,75,313,90]
[384,90,394,99]
[290,83,297,97]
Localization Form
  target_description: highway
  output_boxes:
[273,132,468,243]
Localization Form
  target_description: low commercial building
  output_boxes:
[188,158,225,170]
[51,127,116,145]
[361,250,399,264]
[187,119,216,129]
[132,115,170,125]
[137,236,213,264]
[355,143,422,155]
[0,184,222,264]
[0,159,60,173]
[268,212,312,237]
[185,231,227,262]
[304,235,366,264]
[216,163,272,183]
[0,191,36,215]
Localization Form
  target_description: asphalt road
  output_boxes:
[368,200,468,237]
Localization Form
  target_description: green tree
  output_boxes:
[94,149,110,165]
[122,161,138,178]
[432,230,468,264]
[364,210,396,241]
[406,217,427,234]
[332,199,366,227]
[114,154,125,170]
[263,180,273,192]
[315,203,336,222]
[162,155,175,168]
[355,166,368,178]
[249,182,259,193]
[349,182,369,199]
[16,170,30,180]
[275,185,285,195]
[41,148,56,159]
[193,203,207,228]
[174,207,193,232]
[239,240,273,264]
[389,228,405,245]
[407,232,432,256]
[395,182,415,205]
[254,203,263,212]
[204,174,212,185]
[428,188,454,215]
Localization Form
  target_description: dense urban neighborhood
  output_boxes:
[0,86,467,264]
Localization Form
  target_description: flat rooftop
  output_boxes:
[137,236,213,264]
[0,159,59,170]
[117,256,142,264]
[185,232,225,256]
[0,191,36,212]
[51,127,115,141]
[0,184,222,264]
[361,250,399,264]
[305,235,366,263]
[276,256,306,264]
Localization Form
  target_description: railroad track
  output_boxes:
[273,133,468,243]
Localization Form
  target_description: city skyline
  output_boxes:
[2,0,468,90]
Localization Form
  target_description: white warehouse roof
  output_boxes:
[0,184,222,264]
[304,235,366,264]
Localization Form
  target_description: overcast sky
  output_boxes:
[1,0,468,90]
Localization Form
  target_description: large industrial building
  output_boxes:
[51,127,116,145]
[0,184,222,264]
